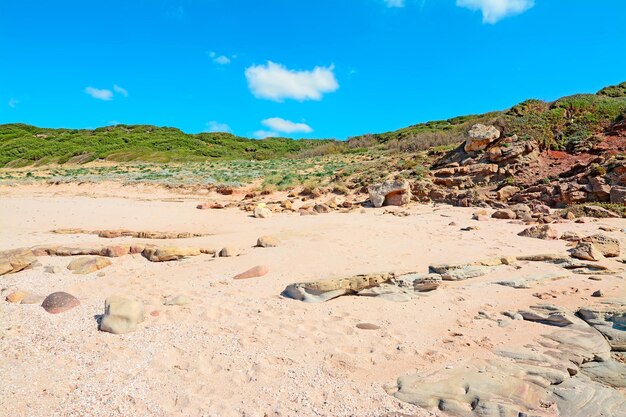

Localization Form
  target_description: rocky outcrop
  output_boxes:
[51,229,206,239]
[368,180,412,208]
[392,304,626,417]
[464,124,500,152]
[0,248,37,276]
[582,234,620,257]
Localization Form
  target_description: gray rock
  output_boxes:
[99,296,144,334]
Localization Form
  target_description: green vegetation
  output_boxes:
[0,123,333,167]
[1,81,625,168]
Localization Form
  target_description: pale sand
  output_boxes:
[1,183,625,416]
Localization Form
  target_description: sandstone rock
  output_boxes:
[368,180,412,208]
[0,248,37,276]
[491,209,516,219]
[578,302,626,351]
[283,273,392,303]
[583,205,620,218]
[582,234,620,257]
[570,242,604,261]
[560,231,582,242]
[518,224,559,240]
[565,211,577,220]
[164,295,191,306]
[41,292,80,314]
[6,290,29,303]
[254,205,273,219]
[496,186,520,201]
[464,124,500,152]
[257,235,279,248]
[391,273,442,292]
[429,263,495,281]
[313,203,332,214]
[234,265,269,280]
[142,246,202,262]
[67,257,112,274]
[511,204,532,221]
[99,296,144,334]
[610,185,626,204]
[100,245,131,257]
[281,200,293,210]
[219,246,240,257]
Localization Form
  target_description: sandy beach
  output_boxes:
[1,183,624,417]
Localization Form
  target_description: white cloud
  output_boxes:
[205,121,232,133]
[209,51,232,65]
[384,0,405,7]
[8,98,18,108]
[84,86,113,101]
[457,0,534,23]
[113,84,128,97]
[245,61,339,102]
[253,130,279,139]
[261,117,312,134]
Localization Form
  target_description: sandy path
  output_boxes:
[1,186,625,416]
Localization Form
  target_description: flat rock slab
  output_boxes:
[0,248,37,276]
[67,256,112,274]
[41,292,80,314]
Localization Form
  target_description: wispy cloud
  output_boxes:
[384,0,405,7]
[113,84,128,97]
[245,61,339,102]
[84,86,114,101]
[8,98,18,108]
[205,121,232,133]
[456,0,534,23]
[253,130,279,139]
[261,117,312,134]
[209,51,232,65]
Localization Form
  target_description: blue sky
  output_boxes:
[1,0,625,139]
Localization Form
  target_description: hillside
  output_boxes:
[0,82,625,168]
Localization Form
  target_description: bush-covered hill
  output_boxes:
[1,81,625,167]
[0,124,334,167]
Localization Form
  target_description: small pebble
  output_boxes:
[592,290,604,297]
[356,323,380,330]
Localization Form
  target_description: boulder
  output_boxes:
[570,242,604,261]
[257,235,279,248]
[492,209,516,219]
[41,292,80,314]
[0,248,37,276]
[254,205,273,219]
[99,296,144,334]
[313,203,332,214]
[464,124,500,152]
[219,246,240,257]
[368,180,412,208]
[496,186,520,201]
[582,234,620,257]
[234,265,269,280]
[511,204,533,221]
[518,225,559,240]
[610,186,626,204]
[67,257,112,274]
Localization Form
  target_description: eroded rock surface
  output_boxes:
[0,248,37,276]
[368,180,412,208]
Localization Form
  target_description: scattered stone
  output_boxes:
[99,296,145,334]
[592,290,604,297]
[234,265,269,280]
[44,265,62,274]
[565,211,577,220]
[496,185,520,201]
[589,276,602,281]
[253,205,273,219]
[257,235,279,248]
[219,246,240,257]
[41,292,80,314]
[356,323,380,330]
[313,203,332,214]
[196,202,224,210]
[518,224,559,240]
[492,209,516,219]
[66,256,112,274]
[6,290,29,303]
[0,248,37,276]
[368,179,412,208]
[164,295,191,306]
[570,242,604,261]
[560,231,583,242]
